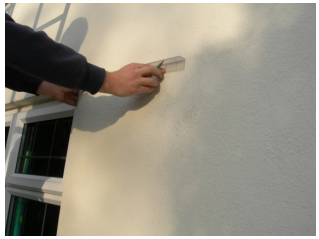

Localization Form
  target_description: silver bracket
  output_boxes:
[149,56,185,73]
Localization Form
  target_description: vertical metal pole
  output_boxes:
[40,204,48,236]
[46,120,58,176]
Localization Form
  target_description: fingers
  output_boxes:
[139,77,159,87]
[159,67,166,74]
[62,88,79,95]
[134,64,165,91]
[64,91,79,106]
[138,86,157,94]
[68,93,79,102]
[71,90,79,97]
[137,64,165,79]
[100,63,165,96]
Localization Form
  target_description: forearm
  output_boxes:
[5,13,104,94]
[5,13,165,98]
[36,81,59,98]
[36,81,79,106]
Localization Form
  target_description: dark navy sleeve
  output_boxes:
[5,65,42,95]
[5,13,105,95]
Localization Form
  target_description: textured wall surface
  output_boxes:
[11,3,315,236]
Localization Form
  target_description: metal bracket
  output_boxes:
[149,56,185,73]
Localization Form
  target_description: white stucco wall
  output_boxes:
[10,3,315,236]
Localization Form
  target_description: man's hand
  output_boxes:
[37,81,79,106]
[99,63,166,97]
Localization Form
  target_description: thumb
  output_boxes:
[159,68,166,74]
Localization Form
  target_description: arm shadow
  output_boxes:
[73,82,162,132]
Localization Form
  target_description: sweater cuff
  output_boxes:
[22,74,43,95]
[80,63,105,95]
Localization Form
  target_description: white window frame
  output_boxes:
[5,102,74,223]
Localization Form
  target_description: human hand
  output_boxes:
[54,87,79,106]
[99,63,166,97]
[37,81,79,106]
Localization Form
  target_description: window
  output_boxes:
[5,126,10,147]
[16,117,72,178]
[5,103,74,236]
[6,196,60,236]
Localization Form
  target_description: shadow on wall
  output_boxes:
[154,4,315,236]
[33,3,70,43]
[76,3,315,236]
[60,17,88,52]
[74,83,162,132]
[5,3,16,16]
